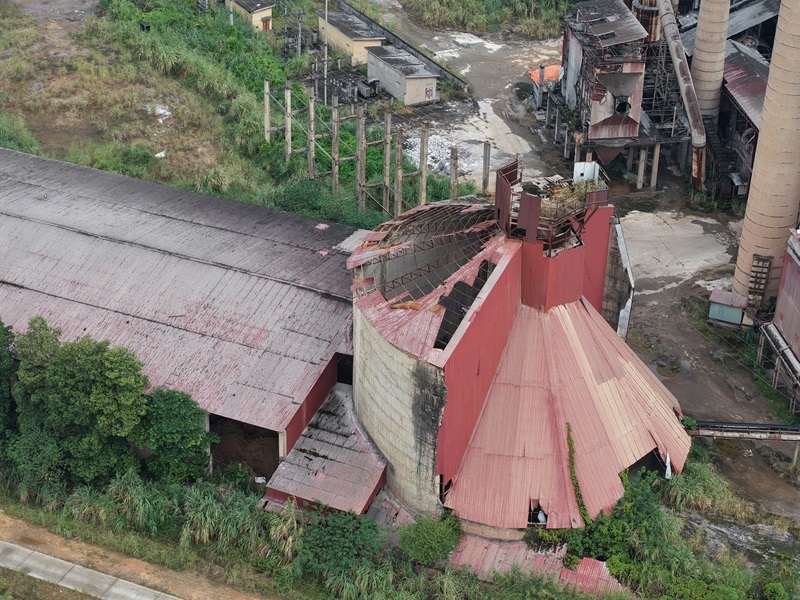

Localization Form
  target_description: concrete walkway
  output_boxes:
[0,540,182,599]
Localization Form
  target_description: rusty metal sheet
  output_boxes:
[449,536,625,595]
[445,301,691,530]
[723,40,769,130]
[575,0,647,47]
[681,0,779,56]
[0,150,355,434]
[265,384,386,514]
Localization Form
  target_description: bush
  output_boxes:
[136,388,216,484]
[293,507,383,580]
[398,513,461,567]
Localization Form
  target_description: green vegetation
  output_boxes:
[566,423,592,526]
[398,513,461,567]
[0,113,40,155]
[0,314,624,599]
[402,0,573,37]
[0,0,475,230]
[1,316,214,501]
[0,567,93,600]
[563,444,800,600]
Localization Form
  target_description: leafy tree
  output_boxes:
[12,316,147,489]
[0,318,17,442]
[137,387,216,484]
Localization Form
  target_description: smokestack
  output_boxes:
[733,0,800,305]
[690,0,731,121]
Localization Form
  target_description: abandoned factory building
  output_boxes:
[0,148,362,480]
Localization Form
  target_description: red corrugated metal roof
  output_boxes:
[529,64,561,85]
[445,300,690,529]
[449,535,626,595]
[266,384,386,513]
[723,40,769,130]
[0,150,355,432]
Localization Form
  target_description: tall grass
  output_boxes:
[402,0,573,37]
[661,457,754,520]
[0,113,41,155]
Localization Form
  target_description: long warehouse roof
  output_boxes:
[0,149,360,432]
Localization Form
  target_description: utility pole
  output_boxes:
[394,127,403,217]
[332,95,340,194]
[324,0,329,104]
[419,122,428,206]
[383,112,392,213]
[450,147,458,200]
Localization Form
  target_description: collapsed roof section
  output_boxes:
[347,202,508,361]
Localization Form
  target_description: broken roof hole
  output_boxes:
[434,260,495,349]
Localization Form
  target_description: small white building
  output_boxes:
[317,12,384,66]
[226,0,275,31]
[367,46,438,106]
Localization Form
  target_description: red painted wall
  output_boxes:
[521,205,612,312]
[284,355,338,453]
[775,250,800,359]
[437,248,522,482]
[580,205,613,312]
[522,241,586,310]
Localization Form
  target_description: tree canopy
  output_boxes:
[0,315,215,499]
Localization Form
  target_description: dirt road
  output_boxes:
[0,510,279,600]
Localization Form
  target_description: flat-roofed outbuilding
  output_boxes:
[367,45,438,105]
[318,11,384,65]
[226,0,275,30]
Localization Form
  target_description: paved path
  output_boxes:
[0,540,182,599]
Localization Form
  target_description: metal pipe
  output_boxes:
[657,0,706,190]
[733,0,800,303]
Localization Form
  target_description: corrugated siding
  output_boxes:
[437,246,522,482]
[449,535,625,594]
[723,41,769,130]
[0,151,355,433]
[775,250,800,359]
[445,300,690,530]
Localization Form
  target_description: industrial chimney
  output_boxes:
[689,0,731,121]
[733,0,800,306]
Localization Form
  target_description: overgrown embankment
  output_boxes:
[0,0,474,229]
[399,0,572,37]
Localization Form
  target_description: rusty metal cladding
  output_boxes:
[681,0,780,56]
[0,150,356,433]
[723,41,769,131]
[265,384,386,514]
[574,0,647,47]
[449,536,624,595]
[690,0,731,120]
[632,0,662,43]
[734,0,800,303]
[444,301,690,530]
[657,0,706,190]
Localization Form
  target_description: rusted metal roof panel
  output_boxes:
[681,0,779,56]
[723,40,769,130]
[574,0,647,47]
[0,149,356,299]
[266,384,386,513]
[445,300,690,530]
[449,535,625,595]
[0,150,355,432]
